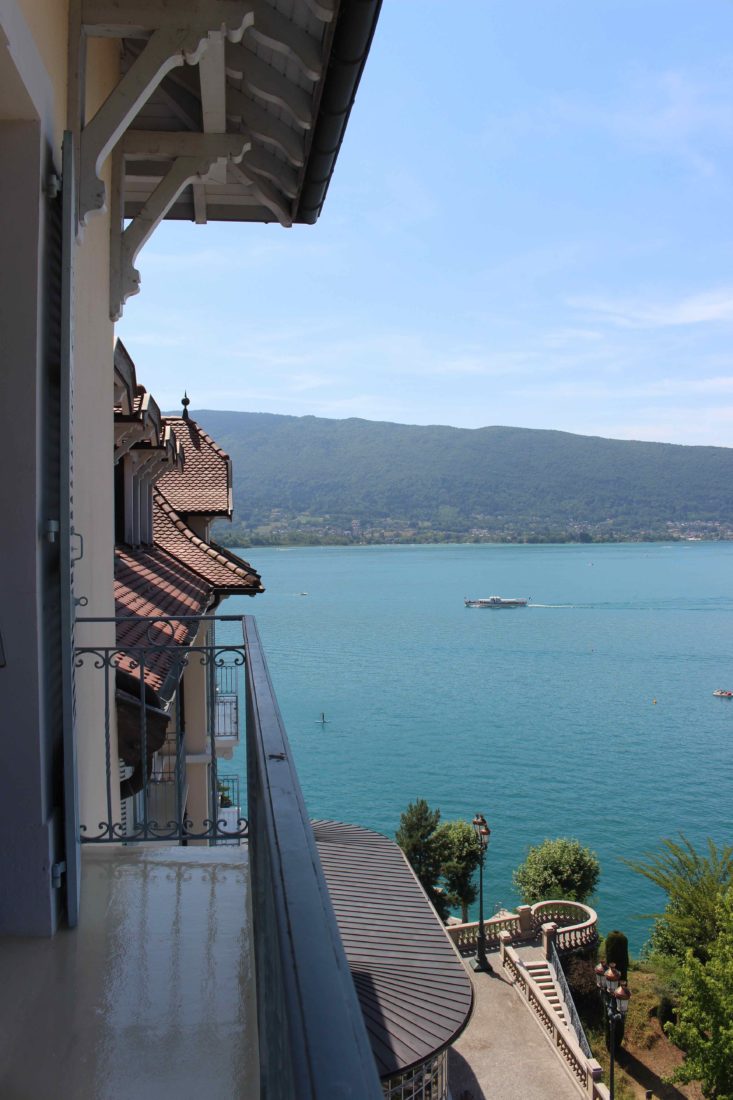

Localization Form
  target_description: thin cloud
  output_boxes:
[568,287,733,328]
[476,68,733,178]
[130,331,187,348]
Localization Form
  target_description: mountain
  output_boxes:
[189,410,733,541]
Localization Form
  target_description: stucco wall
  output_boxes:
[74,36,120,835]
[15,0,69,152]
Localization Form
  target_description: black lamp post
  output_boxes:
[471,813,491,972]
[594,960,631,1100]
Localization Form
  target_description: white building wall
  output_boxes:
[0,1,120,932]
[74,36,120,837]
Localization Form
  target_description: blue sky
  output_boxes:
[118,0,733,446]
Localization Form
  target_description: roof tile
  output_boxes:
[156,416,232,516]
[114,546,210,700]
[154,491,262,594]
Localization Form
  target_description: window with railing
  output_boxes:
[214,660,240,741]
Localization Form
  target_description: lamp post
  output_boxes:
[471,813,491,973]
[594,960,631,1100]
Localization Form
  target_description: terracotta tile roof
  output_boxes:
[114,545,210,701]
[156,416,232,516]
[153,491,262,595]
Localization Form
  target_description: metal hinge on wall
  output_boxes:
[51,861,67,889]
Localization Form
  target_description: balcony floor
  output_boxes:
[0,846,258,1100]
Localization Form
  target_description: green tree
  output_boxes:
[513,837,600,904]
[436,820,481,922]
[664,889,733,1099]
[625,836,733,962]
[396,800,448,919]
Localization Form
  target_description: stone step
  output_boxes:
[523,962,569,1025]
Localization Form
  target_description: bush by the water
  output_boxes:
[513,837,600,904]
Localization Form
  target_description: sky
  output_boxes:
[118,0,733,446]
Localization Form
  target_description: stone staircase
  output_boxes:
[523,959,569,1028]
[495,932,609,1099]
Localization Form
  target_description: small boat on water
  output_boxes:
[712,689,733,698]
[465,596,529,609]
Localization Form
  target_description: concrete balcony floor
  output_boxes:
[0,846,258,1100]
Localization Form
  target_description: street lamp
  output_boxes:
[471,813,491,973]
[594,960,631,1100]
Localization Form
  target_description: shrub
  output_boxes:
[513,837,600,904]
[563,955,603,1027]
[605,930,629,980]
[625,835,733,963]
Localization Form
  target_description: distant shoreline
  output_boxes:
[216,532,730,551]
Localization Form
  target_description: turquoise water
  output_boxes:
[222,542,733,953]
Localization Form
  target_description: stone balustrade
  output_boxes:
[499,933,610,1100]
[531,901,599,952]
[445,899,598,956]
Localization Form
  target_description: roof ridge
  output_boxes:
[163,416,231,462]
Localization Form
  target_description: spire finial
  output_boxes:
[181,392,190,420]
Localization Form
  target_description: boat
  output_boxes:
[712,689,733,698]
[464,596,529,609]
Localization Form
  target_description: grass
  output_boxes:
[586,1025,638,1100]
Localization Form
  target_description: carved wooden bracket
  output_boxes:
[110,133,250,319]
[78,1,256,223]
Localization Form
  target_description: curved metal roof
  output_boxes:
[313,820,473,1078]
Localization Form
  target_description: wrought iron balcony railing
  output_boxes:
[75,613,247,844]
[75,612,382,1099]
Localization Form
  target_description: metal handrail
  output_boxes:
[547,938,593,1058]
[244,615,382,1100]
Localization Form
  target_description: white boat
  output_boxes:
[712,689,733,698]
[464,596,529,609]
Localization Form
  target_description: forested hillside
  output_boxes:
[190,410,733,543]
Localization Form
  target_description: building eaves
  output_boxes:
[154,490,263,595]
[114,544,211,703]
[113,339,138,415]
[296,0,383,224]
[113,1,382,228]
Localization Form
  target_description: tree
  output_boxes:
[625,836,733,962]
[436,820,481,922]
[396,800,449,919]
[513,837,600,904]
[664,889,733,1100]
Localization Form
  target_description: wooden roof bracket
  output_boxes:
[109,133,250,319]
[229,161,293,227]
[78,1,256,224]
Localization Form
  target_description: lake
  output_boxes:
[222,541,733,953]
